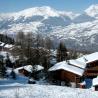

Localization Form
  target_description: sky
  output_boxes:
[0,0,98,13]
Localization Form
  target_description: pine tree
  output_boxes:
[10,69,16,79]
[5,53,13,68]
[57,41,68,62]
[0,56,6,78]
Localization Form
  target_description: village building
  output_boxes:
[76,52,98,88]
[17,65,33,77]
[48,60,86,87]
[77,52,98,78]
[48,52,98,88]
[16,65,44,78]
[0,41,14,51]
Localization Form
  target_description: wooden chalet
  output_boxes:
[76,52,98,78]
[49,52,98,88]
[18,65,33,77]
[17,65,44,77]
[48,60,86,87]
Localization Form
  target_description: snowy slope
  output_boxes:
[1,5,98,51]
[0,83,98,98]
[0,66,98,98]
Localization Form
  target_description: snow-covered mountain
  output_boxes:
[0,6,75,34]
[1,5,98,51]
[85,4,98,19]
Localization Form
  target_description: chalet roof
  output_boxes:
[4,44,13,49]
[77,52,98,64]
[48,61,85,76]
[15,65,33,73]
[68,59,86,69]
[16,65,44,73]
[35,65,44,71]
[93,77,98,86]
[24,65,33,73]
[0,42,5,47]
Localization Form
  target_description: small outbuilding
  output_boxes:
[16,65,44,77]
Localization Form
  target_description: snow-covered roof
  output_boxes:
[4,44,13,48]
[15,65,33,73]
[0,42,5,47]
[16,65,44,73]
[48,61,85,76]
[68,59,86,69]
[24,65,33,72]
[77,52,98,64]
[35,65,44,71]
[93,77,98,86]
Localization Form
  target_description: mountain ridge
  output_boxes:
[1,5,98,51]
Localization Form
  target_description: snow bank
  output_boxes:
[0,84,98,98]
[93,77,98,86]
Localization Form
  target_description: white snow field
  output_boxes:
[0,79,98,98]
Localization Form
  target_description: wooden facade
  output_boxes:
[49,52,98,88]
[49,62,98,87]
[83,60,98,78]
[50,69,81,86]
[19,68,31,77]
[49,60,98,88]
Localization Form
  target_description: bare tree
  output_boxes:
[16,31,26,61]
[44,37,52,51]
[25,32,33,64]
[14,32,51,70]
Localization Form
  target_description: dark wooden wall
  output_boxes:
[84,60,98,78]
[50,70,80,83]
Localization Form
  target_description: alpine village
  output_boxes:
[0,33,98,91]
[1,1,98,98]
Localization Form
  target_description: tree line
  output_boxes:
[0,31,80,79]
[11,31,53,70]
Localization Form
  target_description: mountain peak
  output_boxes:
[85,4,98,18]
[15,6,59,18]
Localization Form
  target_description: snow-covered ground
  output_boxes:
[0,54,98,98]
[0,78,98,98]
[0,67,98,98]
